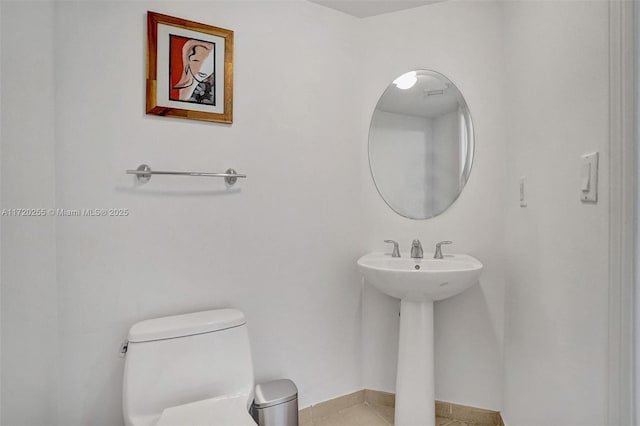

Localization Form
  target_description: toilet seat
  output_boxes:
[155,395,257,426]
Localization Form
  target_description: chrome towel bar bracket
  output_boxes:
[126,164,247,186]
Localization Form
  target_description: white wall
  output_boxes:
[1,1,363,425]
[501,1,610,424]
[0,1,616,424]
[359,1,507,411]
[0,1,59,425]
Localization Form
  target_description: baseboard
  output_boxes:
[498,412,506,426]
[299,389,504,425]
[435,400,501,425]
[298,390,364,425]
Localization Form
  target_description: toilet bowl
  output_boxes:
[122,309,257,426]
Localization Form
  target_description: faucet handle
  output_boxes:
[434,241,453,259]
[384,240,401,258]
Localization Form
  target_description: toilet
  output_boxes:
[122,308,257,426]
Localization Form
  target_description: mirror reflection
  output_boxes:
[368,70,474,220]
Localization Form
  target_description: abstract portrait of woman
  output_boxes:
[169,36,216,105]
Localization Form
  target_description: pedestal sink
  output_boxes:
[357,252,483,426]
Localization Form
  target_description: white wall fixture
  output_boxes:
[519,177,527,208]
[580,152,598,203]
[357,251,483,426]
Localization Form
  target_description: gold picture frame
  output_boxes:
[146,11,234,124]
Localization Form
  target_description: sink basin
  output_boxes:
[357,252,483,302]
[357,251,483,426]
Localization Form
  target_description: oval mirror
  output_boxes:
[368,70,474,220]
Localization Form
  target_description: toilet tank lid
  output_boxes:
[128,309,246,342]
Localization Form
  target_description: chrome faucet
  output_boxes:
[434,241,452,259]
[384,240,401,258]
[410,239,423,258]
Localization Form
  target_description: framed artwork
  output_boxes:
[146,11,234,123]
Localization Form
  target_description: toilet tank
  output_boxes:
[123,309,254,426]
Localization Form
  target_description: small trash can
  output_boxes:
[251,379,298,426]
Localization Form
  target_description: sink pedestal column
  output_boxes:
[395,300,435,426]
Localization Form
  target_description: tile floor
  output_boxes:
[304,402,471,426]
